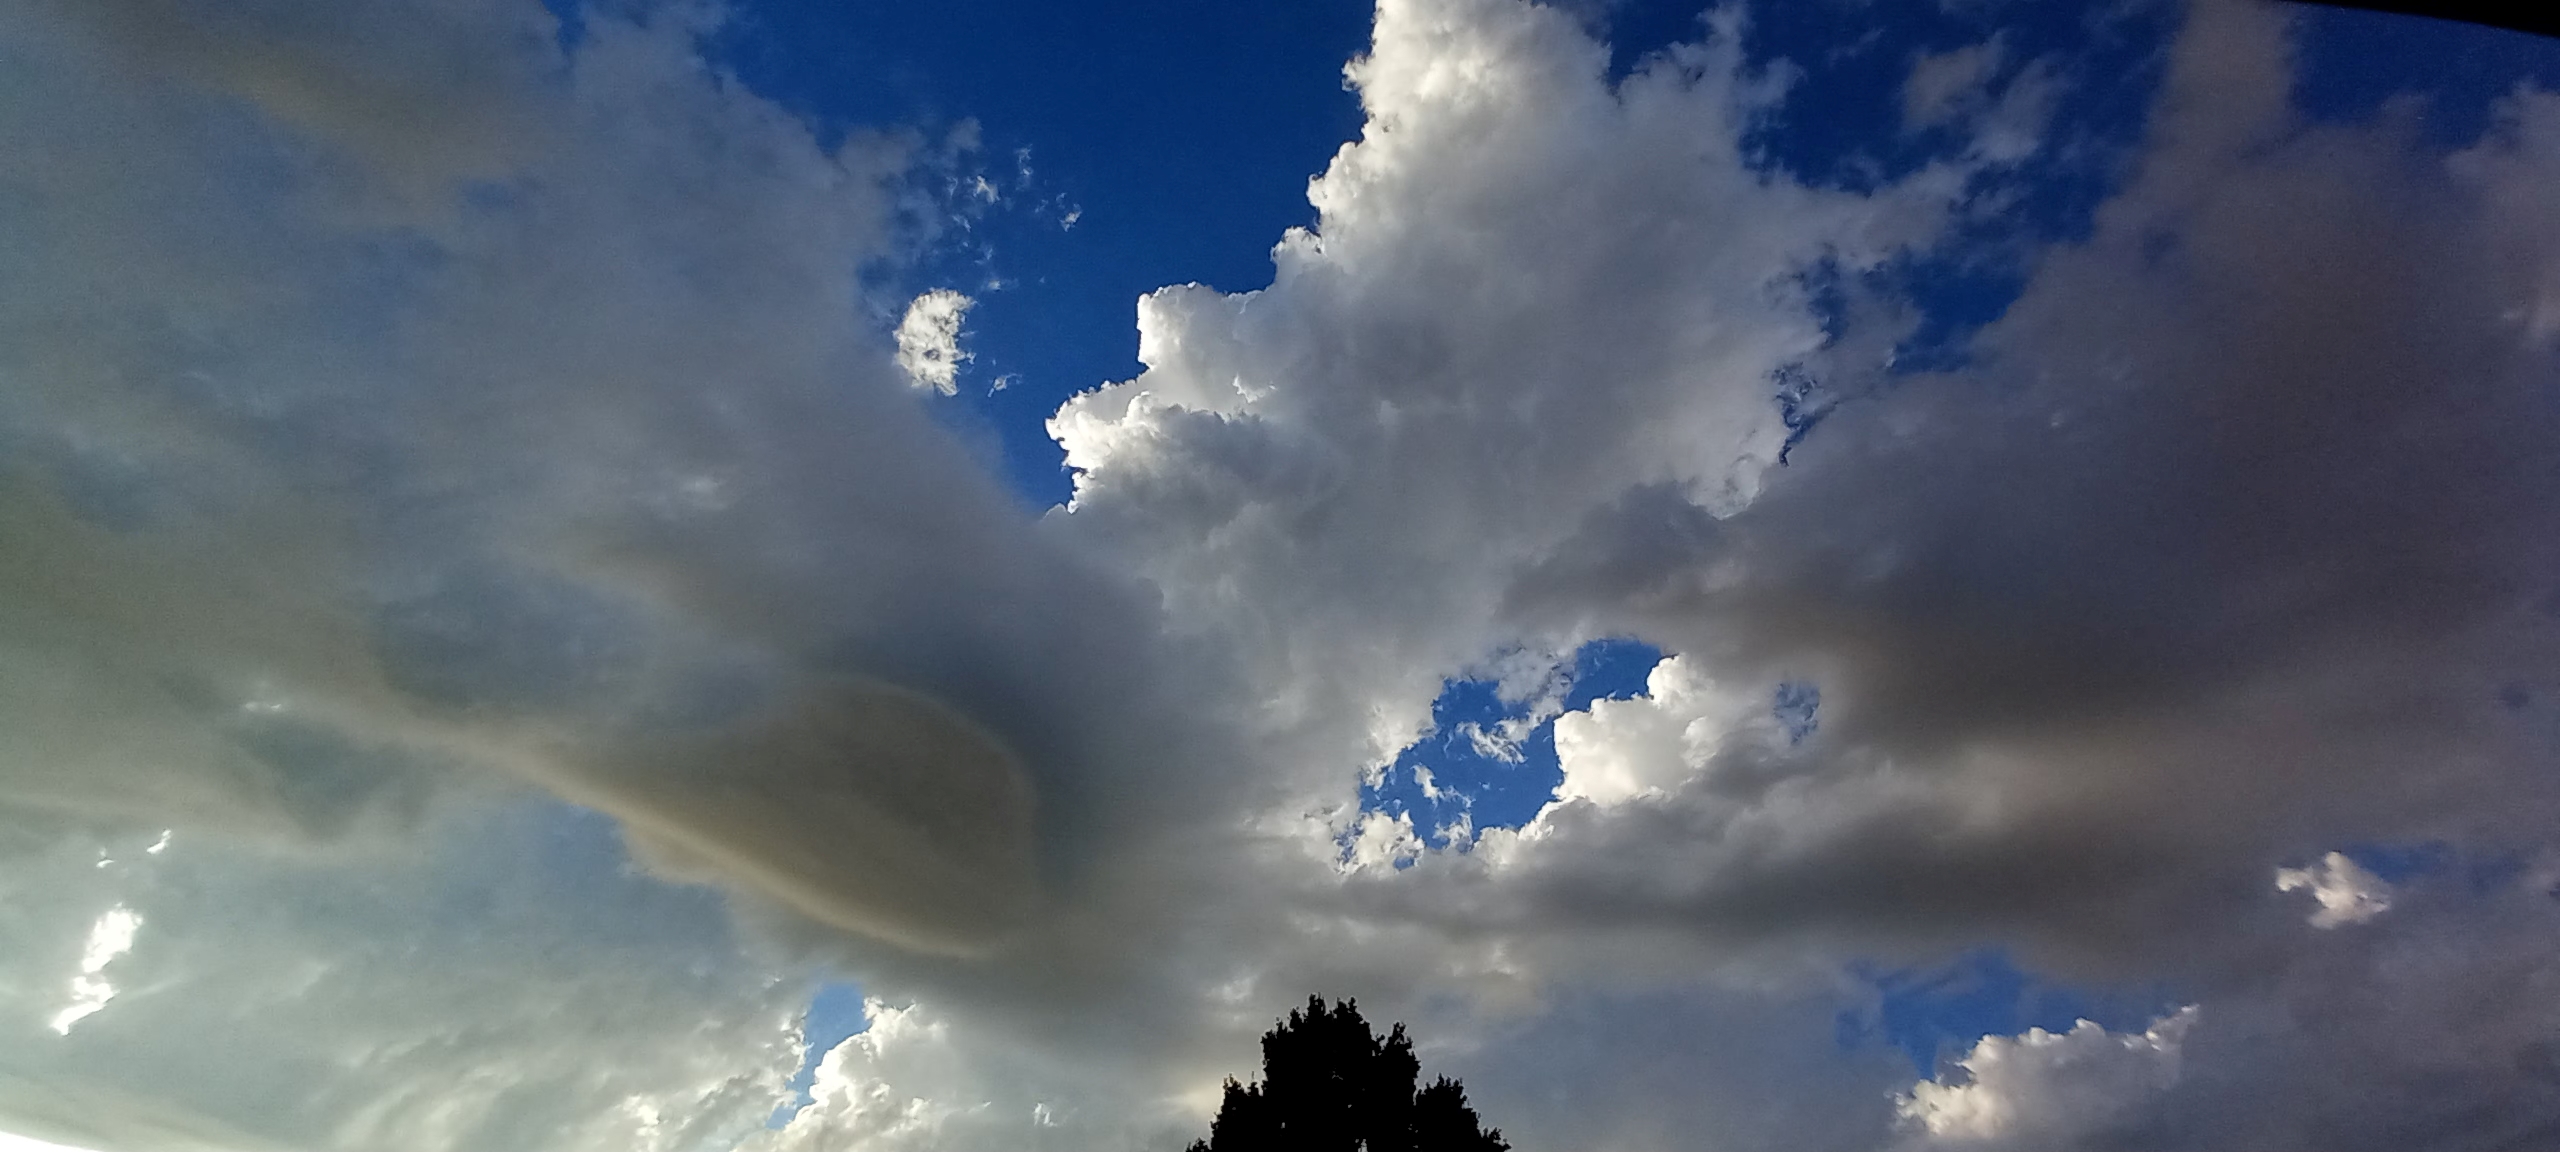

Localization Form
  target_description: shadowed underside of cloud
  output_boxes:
[1412,0,2560,976]
[7,0,2560,1150]
[0,0,1115,957]
[0,0,1229,1146]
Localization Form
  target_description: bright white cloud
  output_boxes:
[1048,0,1931,809]
[895,288,976,395]
[2276,852,2393,928]
[1342,809,1425,871]
[746,996,1179,1152]
[1895,1007,2198,1149]
[46,906,140,1036]
[1551,654,1769,806]
[756,1000,974,1152]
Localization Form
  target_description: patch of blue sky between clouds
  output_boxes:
[1357,642,1832,852]
[2334,841,2454,885]
[1739,0,2174,377]
[1597,0,2183,471]
[535,0,583,55]
[1836,948,2182,1078]
[2284,839,2552,917]
[704,0,1370,511]
[1746,1,2560,399]
[2310,838,2560,902]
[2279,838,2520,893]
[1848,839,2502,1081]
[1772,679,1821,745]
[2462,849,2540,898]
[1360,639,1663,847]
[2293,5,2560,150]
[769,981,870,1128]
[699,0,2196,504]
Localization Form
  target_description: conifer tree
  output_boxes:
[1187,996,1508,1152]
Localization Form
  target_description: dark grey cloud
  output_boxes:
[0,0,1245,959]
[0,0,1259,1145]
[1442,0,2560,974]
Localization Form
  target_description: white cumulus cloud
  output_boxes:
[1550,654,1773,806]
[1895,1008,2198,1149]
[2276,852,2393,928]
[895,288,976,395]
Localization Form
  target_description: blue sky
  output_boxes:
[9,2,2560,1151]
[702,1,1373,506]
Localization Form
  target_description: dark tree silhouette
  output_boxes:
[1187,997,1508,1152]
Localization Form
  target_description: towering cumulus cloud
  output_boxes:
[1047,0,2560,1146]
[7,0,2560,1149]
[1052,0,1923,786]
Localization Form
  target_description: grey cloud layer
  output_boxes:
[1415,0,2560,975]
[0,0,1247,1146]
[0,807,807,1152]
[0,0,1197,956]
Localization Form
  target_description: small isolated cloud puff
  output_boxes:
[2275,852,2392,928]
[1895,1007,2198,1150]
[895,288,975,394]
[46,905,141,1036]
[1341,808,1425,872]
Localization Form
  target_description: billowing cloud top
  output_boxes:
[5,0,2560,1150]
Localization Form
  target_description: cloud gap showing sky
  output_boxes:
[1357,638,1665,844]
